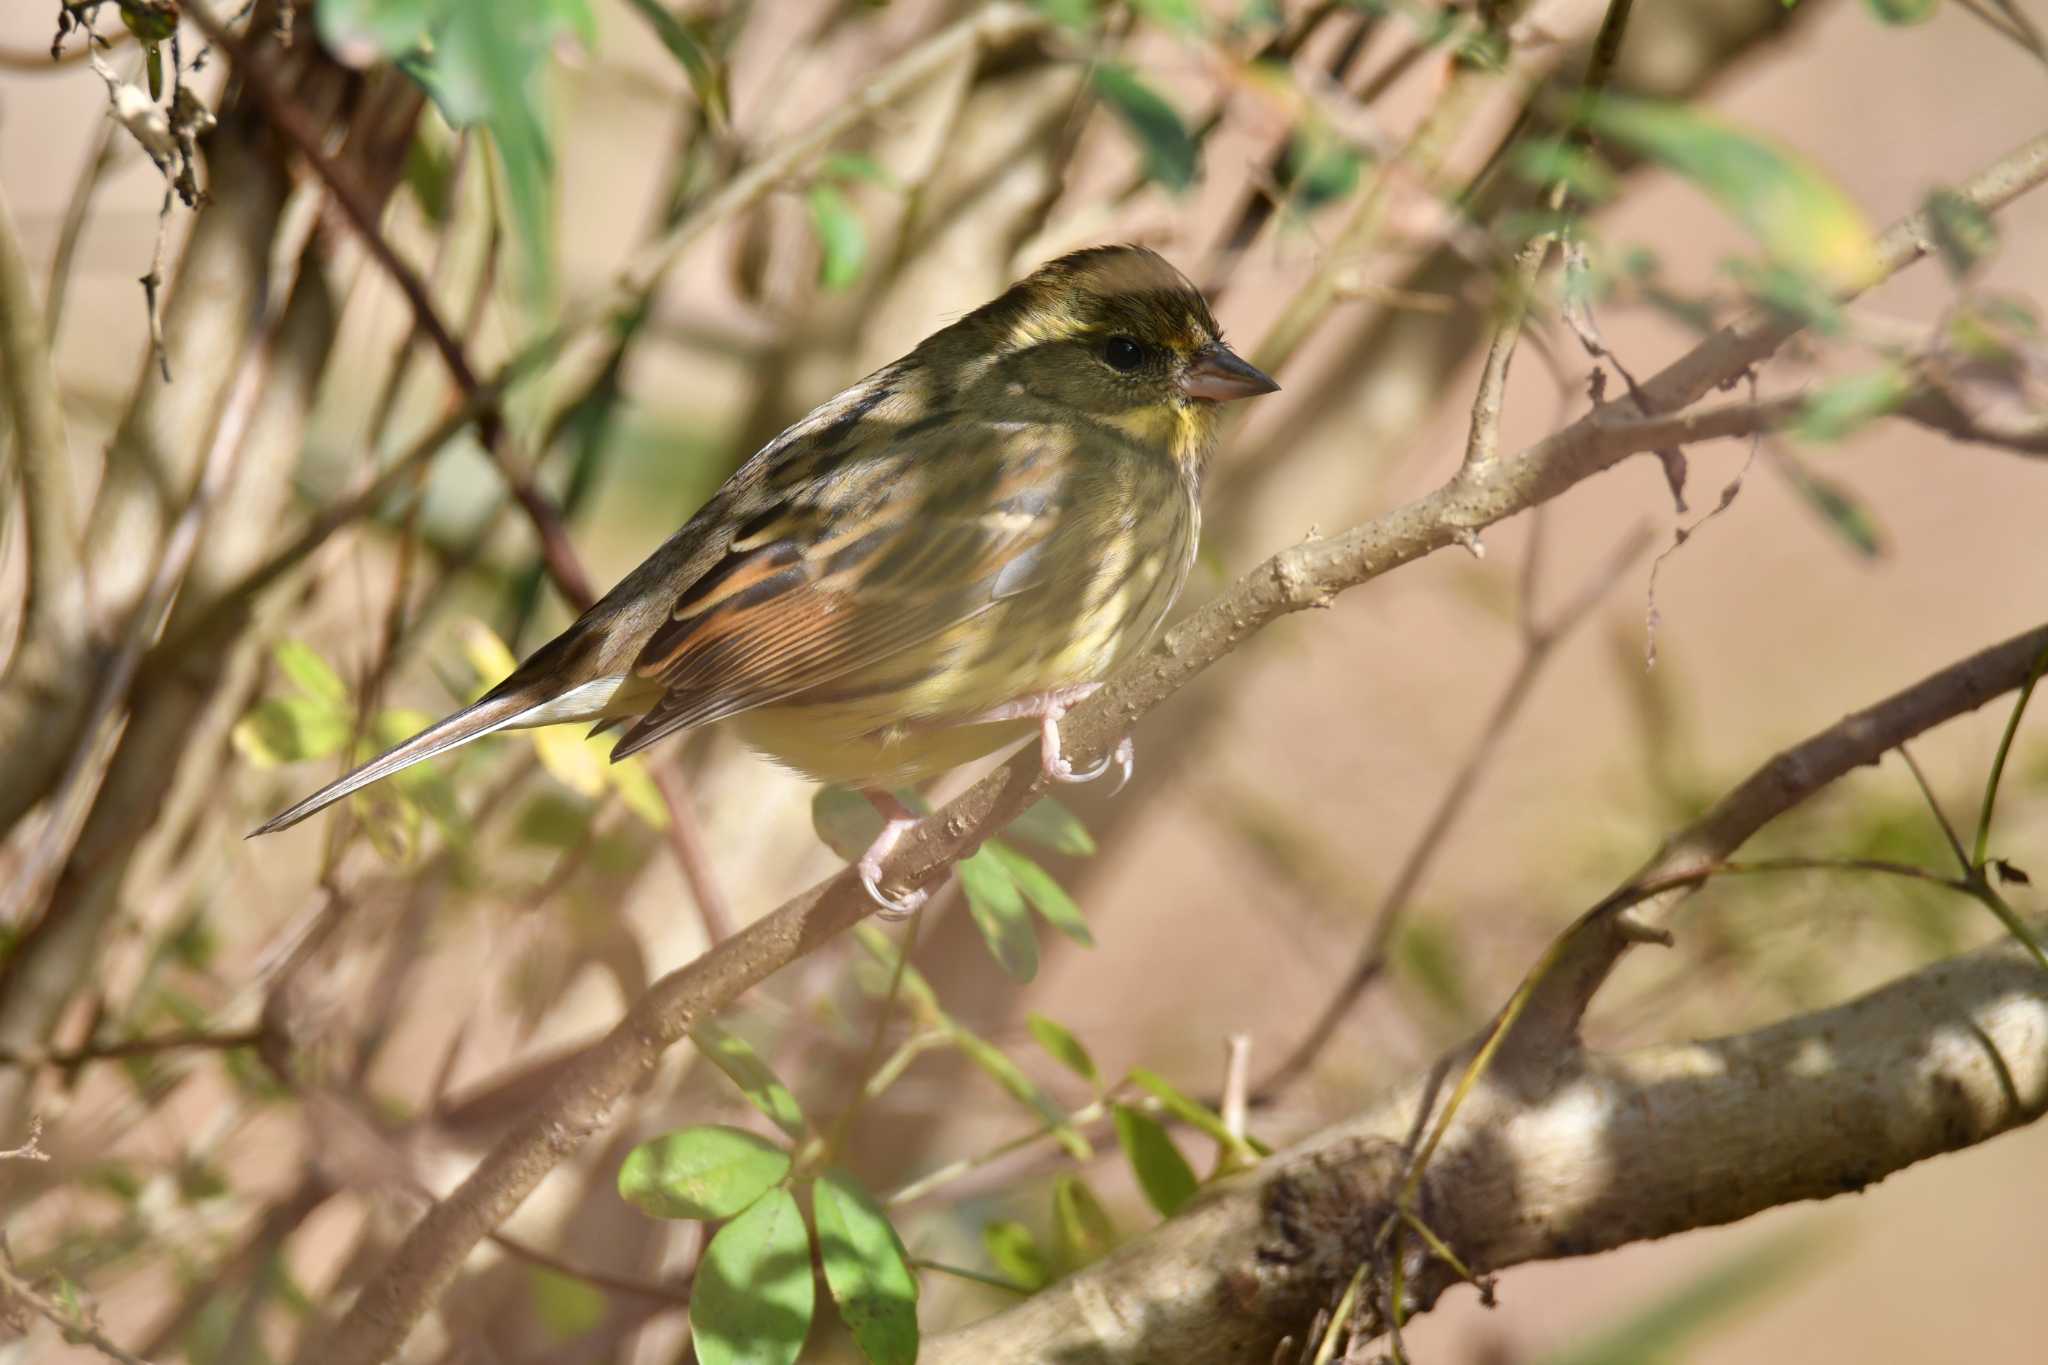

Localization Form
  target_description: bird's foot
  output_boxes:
[969,684,1136,792]
[857,789,929,920]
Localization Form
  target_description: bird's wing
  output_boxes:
[607,417,1073,760]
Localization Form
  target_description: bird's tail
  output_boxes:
[248,687,548,837]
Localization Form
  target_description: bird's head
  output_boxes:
[942,244,1279,466]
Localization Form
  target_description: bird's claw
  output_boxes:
[859,857,929,920]
[1041,713,1136,795]
[856,790,929,920]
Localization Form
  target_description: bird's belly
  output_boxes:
[732,542,1188,788]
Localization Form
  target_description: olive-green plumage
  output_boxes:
[254,246,1276,862]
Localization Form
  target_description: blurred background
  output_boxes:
[2,0,2046,1360]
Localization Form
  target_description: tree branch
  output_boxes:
[922,925,2048,1364]
[307,125,2048,1365]
[0,178,84,649]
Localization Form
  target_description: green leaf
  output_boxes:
[813,786,885,862]
[1511,137,1618,203]
[808,184,868,290]
[1130,1066,1270,1157]
[1793,364,1910,440]
[1111,1103,1198,1216]
[274,640,349,707]
[403,125,457,223]
[823,153,895,187]
[982,1220,1052,1292]
[1094,64,1199,191]
[986,843,1093,946]
[1132,0,1204,31]
[814,1169,920,1365]
[693,1023,808,1140]
[960,848,1039,982]
[609,757,670,829]
[617,1125,790,1221]
[1923,187,1998,278]
[315,0,436,65]
[528,1265,607,1341]
[1286,124,1365,212]
[1033,0,1099,30]
[621,0,729,126]
[1007,797,1096,856]
[1395,918,1468,1016]
[1863,0,1939,23]
[953,1031,1091,1160]
[1583,96,1876,290]
[1026,1013,1099,1086]
[1771,450,1886,558]
[1051,1173,1117,1268]
[399,0,591,304]
[232,697,351,767]
[693,1187,815,1365]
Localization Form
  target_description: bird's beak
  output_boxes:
[1180,342,1281,402]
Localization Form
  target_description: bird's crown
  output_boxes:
[966,244,1220,356]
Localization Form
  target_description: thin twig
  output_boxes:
[651,764,737,945]
[0,1028,263,1070]
[0,1243,154,1365]
[1897,743,1973,875]
[1971,640,2048,869]
[1,184,320,928]
[1255,523,1653,1100]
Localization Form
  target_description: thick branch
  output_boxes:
[0,179,84,647]
[922,927,2048,1364]
[308,128,2048,1365]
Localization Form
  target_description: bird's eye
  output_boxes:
[1103,336,1147,373]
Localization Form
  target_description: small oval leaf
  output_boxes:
[1008,797,1096,856]
[1026,1013,1099,1086]
[617,1125,790,1221]
[815,1169,920,1365]
[1051,1174,1117,1269]
[982,1219,1051,1292]
[694,1023,808,1140]
[1112,1103,1199,1217]
[274,640,349,706]
[987,844,1092,947]
[1093,63,1198,191]
[692,1187,815,1365]
[1584,96,1877,290]
[960,849,1038,982]
[233,697,351,767]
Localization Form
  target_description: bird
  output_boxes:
[252,244,1278,914]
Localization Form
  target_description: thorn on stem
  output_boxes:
[1614,913,1674,947]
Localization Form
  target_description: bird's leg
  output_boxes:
[857,789,929,920]
[962,684,1136,794]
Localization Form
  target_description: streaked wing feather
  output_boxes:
[611,425,1067,760]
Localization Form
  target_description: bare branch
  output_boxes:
[0,179,84,646]
[1896,385,2048,456]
